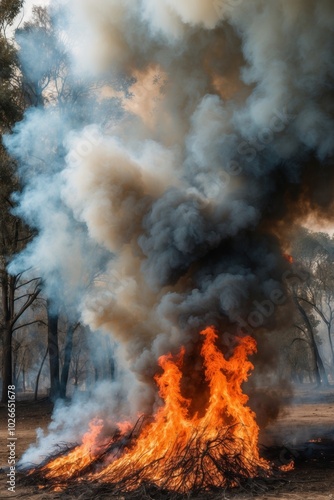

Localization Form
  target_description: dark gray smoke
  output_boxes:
[4,0,334,464]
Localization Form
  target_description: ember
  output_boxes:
[36,327,271,494]
[283,254,294,264]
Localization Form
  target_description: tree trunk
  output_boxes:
[60,323,77,399]
[326,325,334,378]
[13,357,18,388]
[47,303,60,401]
[1,325,13,403]
[22,366,26,392]
[106,336,115,380]
[1,265,41,402]
[295,298,329,386]
[34,347,48,401]
[1,272,13,403]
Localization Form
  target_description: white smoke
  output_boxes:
[5,0,334,464]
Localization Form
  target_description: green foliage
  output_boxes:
[0,0,26,267]
[0,0,24,129]
[0,0,23,32]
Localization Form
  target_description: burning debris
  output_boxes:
[3,0,334,496]
[26,327,278,495]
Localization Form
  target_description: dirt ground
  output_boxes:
[0,387,333,499]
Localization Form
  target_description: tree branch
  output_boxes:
[11,285,41,328]
[296,295,330,326]
[12,319,46,333]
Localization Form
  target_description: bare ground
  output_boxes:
[0,387,333,499]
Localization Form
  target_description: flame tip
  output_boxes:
[42,327,271,491]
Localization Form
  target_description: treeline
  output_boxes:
[0,2,117,403]
[0,3,333,405]
[283,229,334,386]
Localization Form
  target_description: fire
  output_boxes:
[40,326,271,493]
[283,253,294,264]
[39,419,104,481]
[280,461,295,472]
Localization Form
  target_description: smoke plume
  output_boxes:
[4,0,334,462]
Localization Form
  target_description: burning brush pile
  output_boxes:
[26,327,282,496]
[6,0,333,498]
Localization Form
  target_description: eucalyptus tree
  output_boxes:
[290,228,334,385]
[0,0,43,403]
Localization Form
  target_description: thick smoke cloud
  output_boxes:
[4,0,334,462]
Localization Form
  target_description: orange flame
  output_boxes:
[280,461,294,472]
[41,419,104,480]
[283,253,294,264]
[42,326,271,492]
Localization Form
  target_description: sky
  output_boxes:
[16,0,50,27]
[24,0,50,13]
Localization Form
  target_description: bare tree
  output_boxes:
[290,228,334,385]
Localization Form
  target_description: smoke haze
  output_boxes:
[4,0,334,463]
